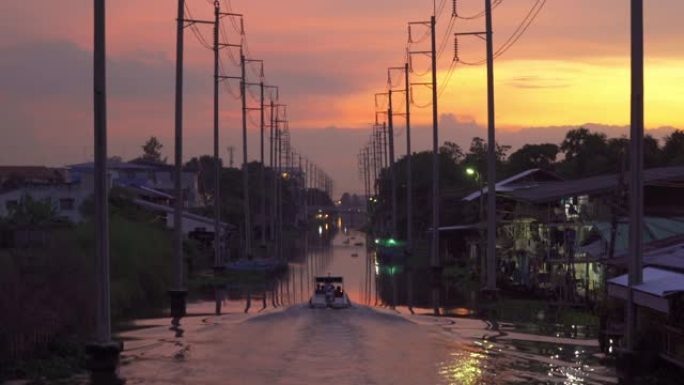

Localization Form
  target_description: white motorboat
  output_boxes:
[309,276,351,309]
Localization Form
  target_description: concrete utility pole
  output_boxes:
[277,117,285,261]
[269,99,276,241]
[370,128,378,196]
[404,62,413,250]
[240,49,251,258]
[627,0,644,353]
[169,0,187,322]
[430,15,440,315]
[88,0,121,374]
[387,89,397,237]
[484,0,497,292]
[263,85,276,242]
[365,149,372,204]
[260,80,266,246]
[94,0,111,346]
[227,146,234,168]
[298,154,304,222]
[213,1,222,268]
[274,105,286,260]
[304,158,309,220]
[381,122,389,169]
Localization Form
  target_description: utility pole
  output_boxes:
[240,49,251,259]
[404,62,413,250]
[212,1,222,268]
[453,3,496,292]
[484,0,497,292]
[364,148,372,205]
[278,119,286,261]
[169,0,187,323]
[88,0,121,373]
[382,122,389,169]
[387,87,397,238]
[227,146,234,168]
[265,85,277,242]
[94,0,110,345]
[429,15,440,315]
[370,129,377,196]
[259,80,266,246]
[304,157,309,221]
[627,0,644,354]
[269,99,276,241]
[298,154,304,223]
[274,105,287,261]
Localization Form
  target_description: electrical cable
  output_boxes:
[456,0,503,20]
[184,2,213,50]
[454,0,546,66]
[493,0,545,59]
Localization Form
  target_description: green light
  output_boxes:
[466,167,476,176]
[387,238,397,246]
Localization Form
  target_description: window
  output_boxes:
[60,198,75,211]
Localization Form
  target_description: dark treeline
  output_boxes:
[184,155,332,240]
[372,127,684,238]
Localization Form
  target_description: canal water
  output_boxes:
[115,224,617,384]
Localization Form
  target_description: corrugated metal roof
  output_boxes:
[508,166,684,204]
[608,267,684,298]
[132,199,234,229]
[593,217,684,258]
[462,168,562,202]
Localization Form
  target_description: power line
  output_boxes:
[454,0,546,66]
[455,0,503,20]
[436,15,456,60]
[218,60,241,99]
[438,58,457,96]
[219,16,241,66]
[435,0,448,21]
[493,0,545,58]
[184,2,213,50]
[222,0,243,34]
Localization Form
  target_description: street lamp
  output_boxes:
[466,167,486,286]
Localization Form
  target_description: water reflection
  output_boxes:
[113,217,616,384]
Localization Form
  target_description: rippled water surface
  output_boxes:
[117,229,617,384]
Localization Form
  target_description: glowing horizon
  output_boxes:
[2,0,684,193]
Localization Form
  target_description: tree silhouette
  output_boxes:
[507,143,559,176]
[141,136,166,163]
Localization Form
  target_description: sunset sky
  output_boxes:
[1,0,683,194]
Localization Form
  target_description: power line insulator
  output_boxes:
[452,0,458,17]
[454,36,460,62]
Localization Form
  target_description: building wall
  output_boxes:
[0,183,89,223]
[70,165,200,208]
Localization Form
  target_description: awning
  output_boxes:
[607,267,684,314]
